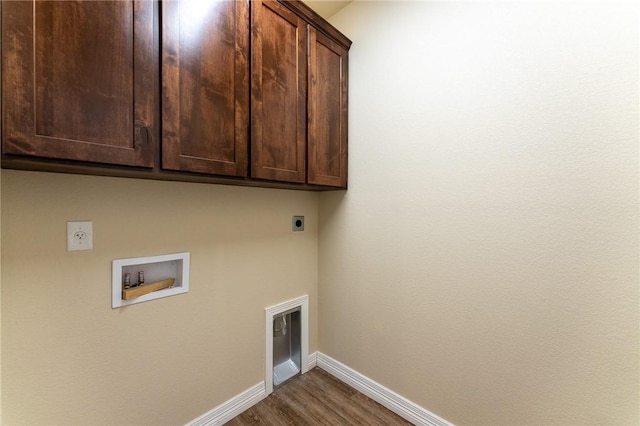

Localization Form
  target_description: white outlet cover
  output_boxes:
[67,221,93,251]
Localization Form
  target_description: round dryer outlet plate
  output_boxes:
[292,216,304,231]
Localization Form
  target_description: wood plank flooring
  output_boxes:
[225,368,413,425]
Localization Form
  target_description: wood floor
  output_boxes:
[225,368,413,425]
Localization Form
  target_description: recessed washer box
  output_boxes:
[112,252,190,308]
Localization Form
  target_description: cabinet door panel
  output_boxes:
[308,28,348,188]
[2,1,154,167]
[162,0,249,176]
[251,0,306,183]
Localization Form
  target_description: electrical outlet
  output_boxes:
[67,221,93,251]
[292,216,304,232]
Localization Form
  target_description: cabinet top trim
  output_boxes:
[278,0,352,49]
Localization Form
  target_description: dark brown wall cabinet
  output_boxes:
[251,0,307,184]
[162,0,249,177]
[1,0,352,190]
[2,1,155,167]
[308,27,349,187]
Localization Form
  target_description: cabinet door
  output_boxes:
[251,0,307,183]
[1,1,154,167]
[308,28,348,188]
[162,0,249,176]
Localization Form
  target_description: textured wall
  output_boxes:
[0,168,2,426]
[1,171,318,425]
[320,2,639,424]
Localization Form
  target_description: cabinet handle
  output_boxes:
[135,122,150,147]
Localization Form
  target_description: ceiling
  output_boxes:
[302,0,352,19]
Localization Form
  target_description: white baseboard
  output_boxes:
[308,351,318,369]
[316,353,453,426]
[187,352,452,426]
[187,353,317,426]
[186,382,266,426]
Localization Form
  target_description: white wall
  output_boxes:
[1,171,318,424]
[320,2,639,424]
